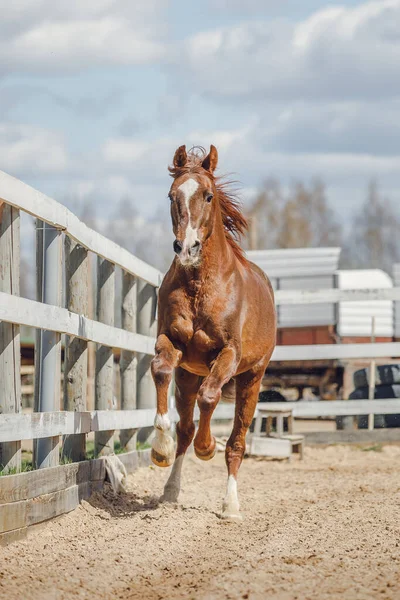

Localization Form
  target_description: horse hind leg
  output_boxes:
[162,368,199,503]
[222,366,265,522]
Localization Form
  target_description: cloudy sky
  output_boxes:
[1,0,400,226]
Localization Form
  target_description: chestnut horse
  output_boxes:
[151,145,276,521]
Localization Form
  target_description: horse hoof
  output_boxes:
[220,510,243,523]
[151,448,174,468]
[151,431,175,468]
[161,487,179,504]
[194,436,216,461]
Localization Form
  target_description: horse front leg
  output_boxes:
[222,364,266,522]
[162,367,200,503]
[151,334,182,467]
[194,346,238,461]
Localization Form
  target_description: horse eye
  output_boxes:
[206,194,213,203]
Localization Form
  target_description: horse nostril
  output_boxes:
[190,240,201,255]
[173,240,183,254]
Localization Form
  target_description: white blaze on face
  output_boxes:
[177,178,199,257]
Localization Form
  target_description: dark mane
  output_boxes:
[168,147,248,263]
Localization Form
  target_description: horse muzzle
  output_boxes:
[174,239,202,266]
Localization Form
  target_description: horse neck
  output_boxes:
[203,204,231,268]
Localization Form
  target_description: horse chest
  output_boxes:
[191,328,216,352]
[169,315,218,350]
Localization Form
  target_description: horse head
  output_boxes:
[168,145,219,268]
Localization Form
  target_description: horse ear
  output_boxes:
[202,145,218,173]
[173,145,187,168]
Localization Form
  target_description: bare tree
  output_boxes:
[343,181,400,273]
[246,179,342,250]
[246,179,284,250]
[278,180,342,248]
[107,196,173,272]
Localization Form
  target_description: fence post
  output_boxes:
[62,237,89,461]
[95,258,115,456]
[137,280,157,441]
[368,317,376,431]
[34,221,63,469]
[0,203,22,473]
[120,272,137,451]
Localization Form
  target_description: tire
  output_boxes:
[259,390,287,403]
[349,385,397,429]
[385,414,400,428]
[353,365,400,389]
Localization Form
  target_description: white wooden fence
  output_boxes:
[0,169,163,477]
[1,169,400,542]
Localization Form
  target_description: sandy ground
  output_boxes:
[1,444,399,600]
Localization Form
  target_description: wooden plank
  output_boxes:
[95,258,115,456]
[272,342,400,362]
[0,291,156,355]
[63,237,89,462]
[90,408,155,431]
[0,462,90,504]
[89,457,106,482]
[34,222,62,469]
[0,411,91,443]
[275,287,400,306]
[256,400,400,418]
[0,404,231,446]
[0,170,162,287]
[0,498,27,533]
[120,272,137,451]
[3,401,396,446]
[33,220,43,465]
[249,436,292,458]
[137,281,158,442]
[0,203,21,473]
[27,483,91,526]
[304,429,400,445]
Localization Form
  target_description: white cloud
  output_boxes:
[100,136,182,183]
[0,0,168,74]
[256,100,400,156]
[180,0,400,101]
[0,123,68,175]
[208,0,278,10]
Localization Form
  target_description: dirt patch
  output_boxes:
[1,445,399,600]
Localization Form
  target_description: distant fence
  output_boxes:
[2,169,400,543]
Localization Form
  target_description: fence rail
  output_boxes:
[0,170,162,287]
[274,287,400,305]
[0,292,155,355]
